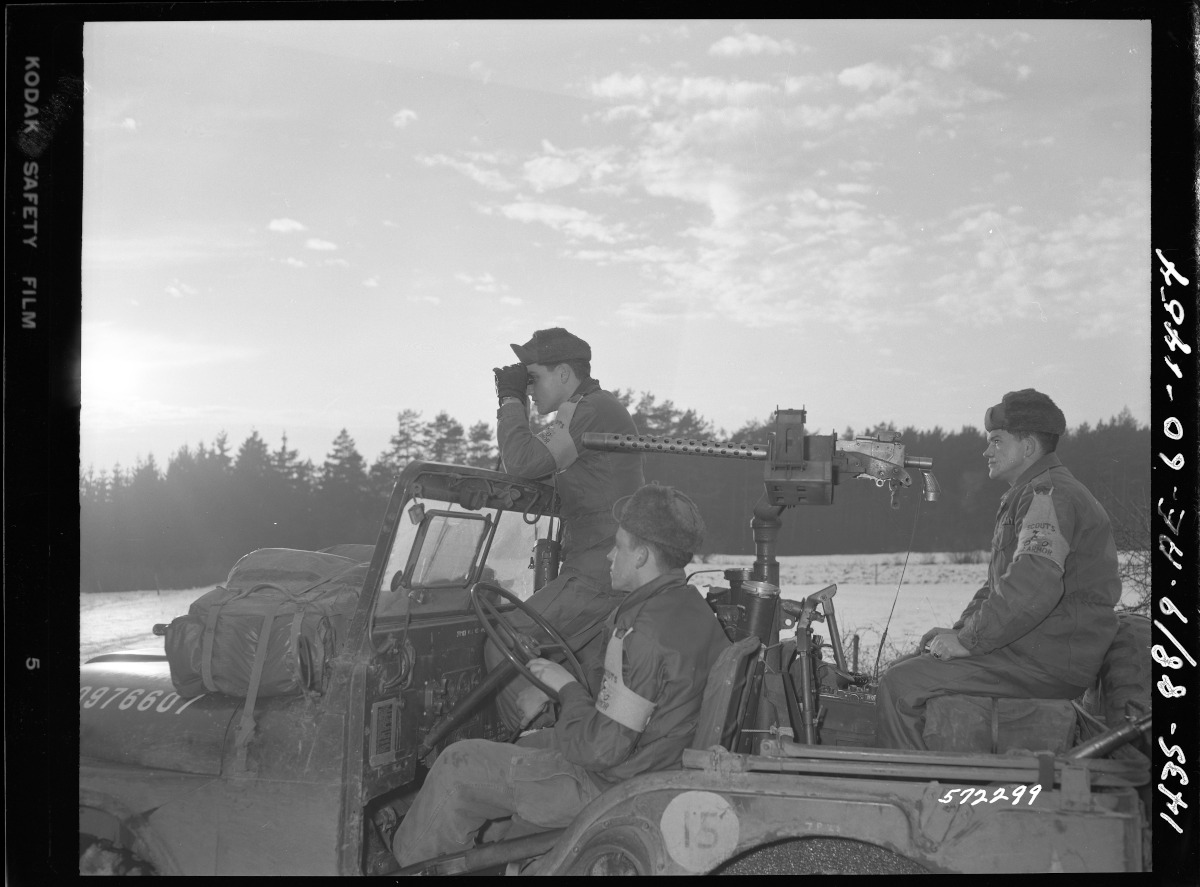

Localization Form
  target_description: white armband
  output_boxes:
[594,627,656,733]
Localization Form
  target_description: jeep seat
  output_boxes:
[923,612,1152,756]
[923,695,1077,754]
[690,636,761,751]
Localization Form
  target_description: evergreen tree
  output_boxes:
[370,409,426,496]
[316,429,376,545]
[76,397,1152,592]
[321,429,370,494]
[234,430,272,477]
[213,430,233,472]
[425,412,467,464]
[466,420,496,468]
[271,432,296,474]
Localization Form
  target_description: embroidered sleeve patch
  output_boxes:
[538,400,580,471]
[1015,488,1069,571]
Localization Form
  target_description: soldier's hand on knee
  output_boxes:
[926,632,969,661]
[919,626,955,650]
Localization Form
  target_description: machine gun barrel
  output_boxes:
[581,432,768,461]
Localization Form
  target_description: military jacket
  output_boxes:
[955,453,1121,686]
[552,569,730,790]
[497,379,644,558]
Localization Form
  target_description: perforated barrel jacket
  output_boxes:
[954,453,1121,686]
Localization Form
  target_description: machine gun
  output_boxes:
[584,407,939,509]
[582,407,940,587]
[583,407,941,749]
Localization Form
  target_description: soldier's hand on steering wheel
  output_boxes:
[527,658,577,695]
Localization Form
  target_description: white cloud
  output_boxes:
[407,294,441,305]
[924,41,965,72]
[784,74,830,96]
[591,72,648,100]
[417,153,516,192]
[363,276,380,287]
[120,117,137,130]
[305,238,338,251]
[500,296,523,306]
[662,76,777,105]
[837,63,904,92]
[524,153,581,192]
[709,31,798,58]
[391,108,418,128]
[268,218,307,233]
[469,60,493,84]
[597,104,652,124]
[164,278,197,299]
[323,258,349,267]
[490,201,626,244]
[284,257,306,268]
[455,272,510,293]
[916,31,1035,74]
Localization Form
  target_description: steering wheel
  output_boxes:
[470,581,587,700]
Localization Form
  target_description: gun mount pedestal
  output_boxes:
[583,406,940,751]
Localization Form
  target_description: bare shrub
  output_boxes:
[1103,492,1150,615]
[828,625,914,681]
[949,550,987,565]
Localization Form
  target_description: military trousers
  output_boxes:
[874,645,1088,750]
[485,540,623,732]
[391,732,603,868]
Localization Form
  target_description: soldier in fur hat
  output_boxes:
[875,389,1122,749]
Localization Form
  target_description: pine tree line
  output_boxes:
[80,397,1150,593]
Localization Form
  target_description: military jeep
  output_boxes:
[80,435,1151,875]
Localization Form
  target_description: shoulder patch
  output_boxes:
[538,400,580,471]
[1015,485,1069,571]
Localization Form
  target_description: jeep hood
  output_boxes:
[80,653,240,776]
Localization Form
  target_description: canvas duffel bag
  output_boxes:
[162,548,369,770]
[163,548,367,699]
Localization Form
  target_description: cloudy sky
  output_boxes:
[81,19,1151,474]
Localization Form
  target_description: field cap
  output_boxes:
[510,327,591,365]
[613,483,705,554]
[984,388,1067,435]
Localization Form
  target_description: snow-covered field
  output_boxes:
[80,552,1141,668]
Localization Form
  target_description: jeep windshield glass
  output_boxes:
[374,499,542,620]
[406,511,490,589]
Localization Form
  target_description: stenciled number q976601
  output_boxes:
[936,785,1042,806]
[79,685,206,715]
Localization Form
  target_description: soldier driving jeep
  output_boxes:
[392,484,729,871]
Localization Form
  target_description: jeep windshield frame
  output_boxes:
[354,462,561,632]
